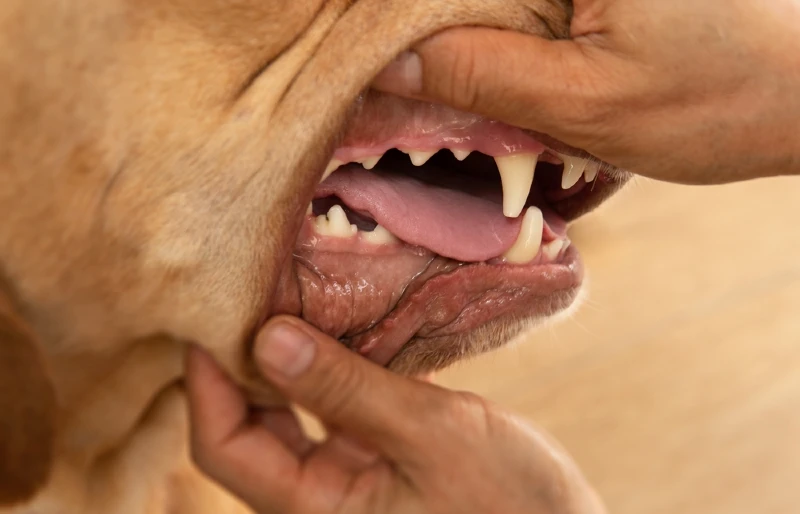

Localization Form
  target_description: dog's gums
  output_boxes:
[272,92,629,373]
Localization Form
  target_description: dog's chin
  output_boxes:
[268,91,627,376]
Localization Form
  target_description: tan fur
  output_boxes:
[0,1,570,512]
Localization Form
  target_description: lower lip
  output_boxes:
[348,245,584,366]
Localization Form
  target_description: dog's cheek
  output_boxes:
[0,298,56,506]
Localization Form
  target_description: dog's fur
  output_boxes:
[0,1,570,512]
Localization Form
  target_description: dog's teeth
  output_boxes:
[503,207,544,264]
[359,156,381,170]
[584,161,599,183]
[314,205,357,238]
[362,225,398,245]
[406,150,437,166]
[451,149,471,161]
[542,239,565,261]
[323,159,343,181]
[306,203,313,216]
[495,153,538,218]
[560,154,588,189]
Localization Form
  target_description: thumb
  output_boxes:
[372,26,616,146]
[253,315,444,463]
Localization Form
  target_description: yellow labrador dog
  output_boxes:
[0,0,628,512]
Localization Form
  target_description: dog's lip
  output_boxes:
[347,245,583,366]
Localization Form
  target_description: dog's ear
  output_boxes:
[0,295,56,506]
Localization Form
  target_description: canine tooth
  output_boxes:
[451,149,471,161]
[542,239,565,261]
[323,159,343,181]
[584,162,599,182]
[407,150,437,166]
[306,203,313,216]
[503,207,544,264]
[560,155,588,189]
[359,156,381,170]
[495,153,538,218]
[362,225,398,245]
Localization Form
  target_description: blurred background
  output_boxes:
[438,176,800,514]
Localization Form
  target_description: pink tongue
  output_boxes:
[316,167,525,262]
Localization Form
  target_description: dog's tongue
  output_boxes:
[316,166,528,262]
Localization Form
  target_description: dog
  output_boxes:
[0,0,627,512]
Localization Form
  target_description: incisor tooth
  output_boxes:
[542,239,565,261]
[322,159,343,181]
[560,155,588,189]
[495,153,538,218]
[584,162,599,183]
[314,205,357,238]
[362,225,398,245]
[503,207,544,264]
[451,149,471,161]
[406,150,437,166]
[359,156,381,170]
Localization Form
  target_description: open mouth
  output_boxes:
[274,91,629,373]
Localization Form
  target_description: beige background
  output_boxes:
[439,177,800,514]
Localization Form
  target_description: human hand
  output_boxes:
[185,316,605,514]
[374,0,800,185]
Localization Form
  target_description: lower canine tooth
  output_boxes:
[451,149,471,161]
[542,239,565,261]
[362,225,398,245]
[406,150,437,166]
[503,207,544,264]
[560,154,588,189]
[495,153,538,218]
[315,205,357,238]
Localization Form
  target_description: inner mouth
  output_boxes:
[274,91,628,373]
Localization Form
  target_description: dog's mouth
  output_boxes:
[273,91,629,373]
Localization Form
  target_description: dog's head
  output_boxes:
[0,0,629,505]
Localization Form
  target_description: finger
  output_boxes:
[252,316,448,464]
[184,345,302,513]
[372,26,619,146]
[254,409,315,457]
[306,432,379,475]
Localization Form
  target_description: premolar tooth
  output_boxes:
[584,162,599,182]
[407,150,437,166]
[560,154,588,189]
[542,239,565,261]
[451,149,471,161]
[359,156,381,170]
[495,153,538,218]
[314,205,357,238]
[322,159,343,181]
[362,225,398,245]
[503,207,544,264]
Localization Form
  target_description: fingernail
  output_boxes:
[256,322,316,379]
[373,51,422,93]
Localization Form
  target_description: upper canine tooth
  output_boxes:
[495,153,538,218]
[560,154,588,189]
[322,159,343,181]
[503,206,544,264]
[406,150,437,166]
[451,149,471,161]
[314,205,357,238]
[362,224,398,245]
[584,161,599,182]
[359,156,381,170]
